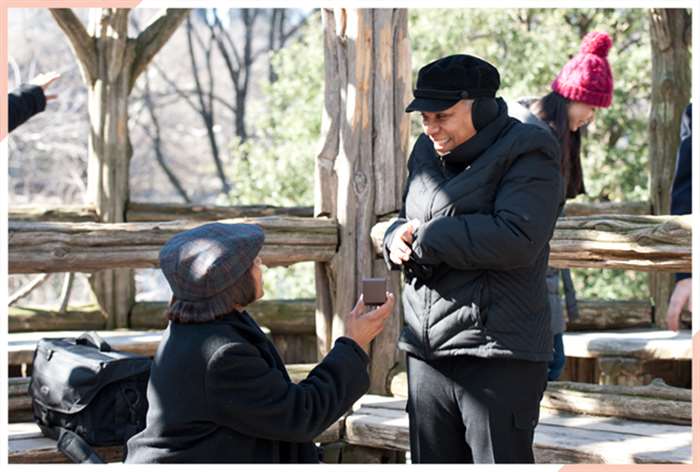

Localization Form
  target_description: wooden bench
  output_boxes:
[561,328,692,386]
[8,362,332,464]
[346,395,692,464]
[9,387,691,463]
[8,330,165,370]
[8,419,342,464]
[9,363,318,423]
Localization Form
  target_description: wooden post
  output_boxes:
[51,8,189,328]
[647,8,691,328]
[314,9,411,393]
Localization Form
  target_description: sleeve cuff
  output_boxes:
[334,337,369,365]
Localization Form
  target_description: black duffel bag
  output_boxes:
[29,331,152,463]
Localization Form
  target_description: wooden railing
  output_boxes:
[370,214,692,272]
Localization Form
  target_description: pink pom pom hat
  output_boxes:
[551,31,614,108]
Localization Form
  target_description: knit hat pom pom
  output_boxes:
[580,31,612,57]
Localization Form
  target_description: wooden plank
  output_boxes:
[538,408,690,437]
[343,402,691,463]
[126,202,313,222]
[8,330,163,366]
[9,205,99,222]
[564,201,651,216]
[10,364,318,419]
[568,299,652,331]
[130,299,316,334]
[9,216,338,273]
[562,329,692,360]
[535,422,690,464]
[387,373,691,424]
[550,378,691,402]
[8,422,125,463]
[9,305,107,333]
[8,419,342,463]
[370,214,692,272]
[12,298,652,336]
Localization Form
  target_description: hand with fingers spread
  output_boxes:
[30,71,61,101]
[389,219,420,266]
[666,278,692,331]
[345,292,396,353]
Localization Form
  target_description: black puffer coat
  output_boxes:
[383,98,562,362]
[125,310,369,463]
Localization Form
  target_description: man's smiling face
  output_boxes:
[420,99,476,156]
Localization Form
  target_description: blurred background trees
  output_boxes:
[8,7,690,308]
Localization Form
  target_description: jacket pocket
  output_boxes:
[513,407,540,431]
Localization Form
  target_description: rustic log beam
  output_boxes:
[11,300,316,335]
[9,216,338,273]
[568,299,651,331]
[9,205,99,222]
[129,299,316,333]
[126,201,314,222]
[542,379,690,425]
[564,201,651,216]
[9,203,314,223]
[388,370,690,424]
[10,298,652,333]
[371,215,692,272]
[9,305,107,333]
[12,200,650,224]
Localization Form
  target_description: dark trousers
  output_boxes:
[406,354,547,463]
[548,333,566,381]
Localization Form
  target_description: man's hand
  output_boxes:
[30,71,61,101]
[666,278,692,331]
[344,292,396,353]
[388,219,420,266]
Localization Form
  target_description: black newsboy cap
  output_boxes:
[406,54,501,113]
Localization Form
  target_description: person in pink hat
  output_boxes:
[509,31,614,381]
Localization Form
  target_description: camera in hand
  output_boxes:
[362,277,387,306]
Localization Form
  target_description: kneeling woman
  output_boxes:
[126,223,395,463]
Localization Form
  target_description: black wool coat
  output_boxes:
[9,84,46,132]
[383,98,563,362]
[125,310,369,463]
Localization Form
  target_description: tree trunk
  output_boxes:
[314,9,410,393]
[50,8,190,327]
[647,8,691,328]
[84,9,135,329]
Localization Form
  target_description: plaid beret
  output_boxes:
[159,222,265,320]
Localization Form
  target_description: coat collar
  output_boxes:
[215,309,269,344]
[441,97,511,169]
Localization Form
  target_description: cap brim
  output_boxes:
[405,97,459,113]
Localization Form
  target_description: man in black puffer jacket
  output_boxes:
[383,55,562,463]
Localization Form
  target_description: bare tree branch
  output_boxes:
[140,75,192,204]
[50,9,98,84]
[130,8,191,91]
[9,273,51,306]
[186,16,231,194]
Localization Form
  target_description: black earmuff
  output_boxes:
[471,97,499,131]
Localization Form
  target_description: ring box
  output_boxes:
[362,278,387,305]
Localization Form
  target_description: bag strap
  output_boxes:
[76,331,112,352]
[560,268,579,321]
[55,427,106,464]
